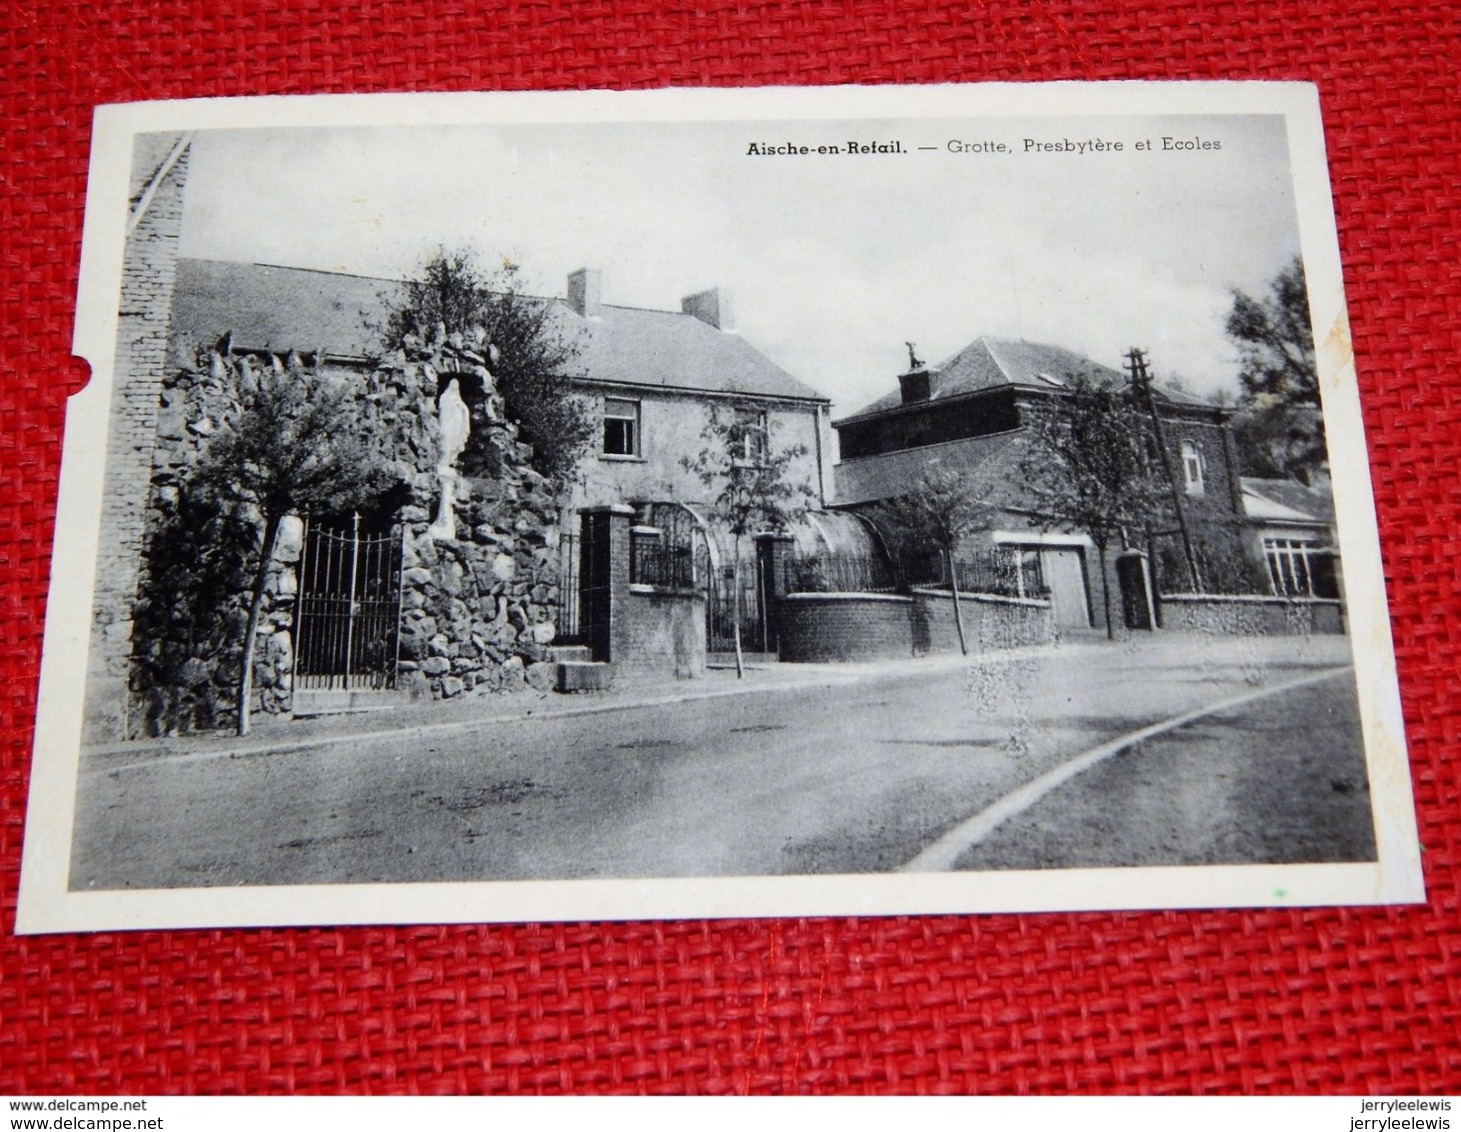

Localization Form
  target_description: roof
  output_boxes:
[171,259,398,361]
[565,302,825,402]
[838,335,1214,424]
[832,430,1026,508]
[1241,477,1336,526]
[168,258,827,404]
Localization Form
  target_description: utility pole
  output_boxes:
[1126,347,1202,592]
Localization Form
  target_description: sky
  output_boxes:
[177,113,1303,418]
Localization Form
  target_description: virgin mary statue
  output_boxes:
[427,376,471,540]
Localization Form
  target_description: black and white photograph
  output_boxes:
[18,83,1422,932]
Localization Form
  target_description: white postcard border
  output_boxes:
[17,81,1423,934]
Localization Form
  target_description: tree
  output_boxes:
[130,463,263,736]
[191,358,394,735]
[380,248,595,485]
[1225,256,1325,482]
[868,466,994,656]
[1017,377,1172,639]
[682,407,814,678]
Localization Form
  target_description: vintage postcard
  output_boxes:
[17,82,1422,933]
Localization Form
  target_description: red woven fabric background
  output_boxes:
[2,1,1459,1095]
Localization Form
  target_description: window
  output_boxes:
[1263,537,1331,597]
[603,398,640,457]
[732,407,769,465]
[1180,440,1205,496]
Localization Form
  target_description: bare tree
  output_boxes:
[682,406,814,678]
[869,466,994,656]
[191,358,394,735]
[1018,377,1172,639]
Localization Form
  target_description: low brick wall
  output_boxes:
[614,585,707,679]
[1159,594,1345,635]
[777,593,918,662]
[777,590,1054,662]
[909,588,1057,653]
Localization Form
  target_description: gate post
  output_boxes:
[343,511,362,682]
[579,505,634,663]
[754,533,795,656]
[1117,548,1156,631]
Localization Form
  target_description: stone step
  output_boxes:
[546,644,593,664]
[292,688,410,718]
[557,660,614,693]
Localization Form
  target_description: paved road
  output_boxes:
[955,670,1374,870]
[70,634,1372,889]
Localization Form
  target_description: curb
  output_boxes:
[84,649,998,772]
[900,665,1355,872]
[81,634,1343,772]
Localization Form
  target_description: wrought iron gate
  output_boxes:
[292,514,403,691]
[636,502,766,654]
[705,551,767,654]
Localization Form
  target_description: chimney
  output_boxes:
[899,369,931,404]
[681,286,735,331]
[568,267,602,317]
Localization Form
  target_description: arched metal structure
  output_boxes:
[632,502,897,654]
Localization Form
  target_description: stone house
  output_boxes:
[558,268,833,515]
[831,335,1255,634]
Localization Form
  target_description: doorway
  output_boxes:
[1038,546,1093,630]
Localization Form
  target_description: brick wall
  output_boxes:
[1161,415,1244,523]
[909,589,1056,653]
[579,504,707,679]
[777,590,1054,662]
[85,133,190,742]
[616,587,707,680]
[777,593,916,661]
[1159,594,1345,635]
[1152,413,1258,592]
